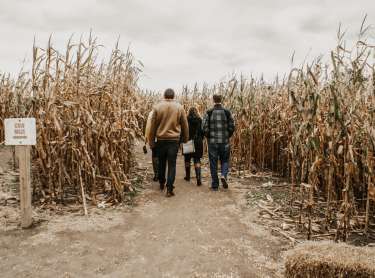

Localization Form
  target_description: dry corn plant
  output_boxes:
[0,35,148,206]
[179,23,375,241]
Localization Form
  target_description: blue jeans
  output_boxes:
[208,143,230,188]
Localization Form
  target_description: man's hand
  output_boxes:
[149,142,155,149]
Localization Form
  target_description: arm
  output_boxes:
[180,108,189,143]
[148,109,158,148]
[227,110,235,137]
[144,111,153,144]
[202,112,209,138]
[198,118,204,139]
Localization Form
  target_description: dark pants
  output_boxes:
[152,147,158,158]
[157,140,179,192]
[184,154,201,164]
[208,143,230,188]
[151,146,159,178]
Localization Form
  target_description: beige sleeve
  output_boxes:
[149,108,158,147]
[144,110,153,143]
[180,107,189,143]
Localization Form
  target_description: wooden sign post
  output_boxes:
[5,118,36,228]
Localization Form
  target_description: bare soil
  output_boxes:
[0,145,289,278]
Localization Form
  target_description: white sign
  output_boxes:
[5,118,36,146]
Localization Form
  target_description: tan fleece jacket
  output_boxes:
[149,99,189,146]
[144,110,154,144]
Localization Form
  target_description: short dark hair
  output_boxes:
[164,88,175,99]
[213,94,222,104]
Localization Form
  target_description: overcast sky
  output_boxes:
[0,0,374,91]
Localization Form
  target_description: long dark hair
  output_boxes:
[188,106,201,119]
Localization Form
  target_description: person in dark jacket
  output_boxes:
[202,94,235,191]
[183,107,204,186]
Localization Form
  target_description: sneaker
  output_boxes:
[221,176,228,189]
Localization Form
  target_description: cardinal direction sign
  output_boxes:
[5,118,36,146]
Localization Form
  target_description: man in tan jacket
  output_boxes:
[149,88,189,197]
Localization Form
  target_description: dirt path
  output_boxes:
[0,145,287,278]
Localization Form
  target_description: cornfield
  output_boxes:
[180,26,375,241]
[0,35,148,204]
[1,25,374,240]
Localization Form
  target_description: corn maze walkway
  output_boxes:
[0,145,286,278]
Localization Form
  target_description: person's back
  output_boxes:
[149,88,189,197]
[202,94,235,190]
[152,100,187,141]
[183,107,204,186]
[205,107,233,144]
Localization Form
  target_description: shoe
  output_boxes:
[221,176,228,189]
[160,183,165,191]
[210,187,219,191]
[184,176,190,181]
[153,176,159,182]
[166,191,175,197]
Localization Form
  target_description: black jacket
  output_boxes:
[186,115,204,158]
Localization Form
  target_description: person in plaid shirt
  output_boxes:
[202,94,235,190]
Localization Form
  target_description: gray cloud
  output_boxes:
[301,17,333,33]
[0,0,374,90]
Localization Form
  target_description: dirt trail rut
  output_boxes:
[0,145,287,278]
